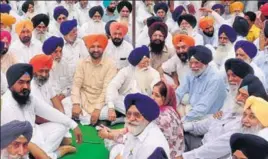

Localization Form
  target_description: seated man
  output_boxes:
[176,45,227,122]
[1,63,82,159]
[160,34,195,88]
[31,13,51,43]
[1,120,33,159]
[29,54,71,122]
[110,93,170,159]
[198,16,218,48]
[70,34,117,126]
[182,74,268,159]
[42,36,73,101]
[106,45,160,119]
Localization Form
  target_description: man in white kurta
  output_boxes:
[74,0,91,26]
[49,6,69,38]
[104,22,133,70]
[106,45,160,116]
[198,16,218,48]
[1,63,82,159]
[9,20,42,63]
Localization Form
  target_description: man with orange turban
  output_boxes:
[229,1,244,15]
[199,16,218,47]
[104,21,133,70]
[160,34,195,88]
[0,13,16,32]
[65,34,117,126]
[9,19,42,63]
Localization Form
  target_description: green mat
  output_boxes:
[61,124,124,159]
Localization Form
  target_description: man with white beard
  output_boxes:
[1,120,33,159]
[214,24,237,69]
[109,93,170,159]
[80,6,106,37]
[235,40,266,86]
[136,0,154,32]
[105,45,160,119]
[31,14,51,43]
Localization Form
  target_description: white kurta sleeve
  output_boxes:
[34,97,78,129]
[189,117,212,136]
[162,55,177,75]
[1,72,8,95]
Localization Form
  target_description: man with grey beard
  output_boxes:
[213,24,237,69]
[109,93,170,159]
[31,14,51,43]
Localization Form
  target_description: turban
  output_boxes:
[177,14,197,28]
[21,1,34,13]
[0,30,11,44]
[103,0,112,8]
[128,45,150,66]
[6,63,33,88]
[199,16,214,30]
[105,20,117,36]
[124,93,160,122]
[235,40,257,59]
[154,2,169,14]
[148,22,168,39]
[229,1,244,14]
[218,24,237,43]
[146,16,162,28]
[233,16,250,37]
[42,36,64,55]
[188,45,212,64]
[212,4,224,15]
[53,6,69,20]
[1,120,33,150]
[89,6,104,18]
[0,4,11,13]
[60,19,77,36]
[31,14,50,28]
[110,22,128,37]
[15,19,34,35]
[0,13,16,27]
[148,147,168,159]
[29,54,53,73]
[244,11,256,22]
[224,58,254,79]
[83,34,108,50]
[117,1,132,13]
[245,96,268,127]
[172,34,195,47]
[230,133,268,159]
[172,5,185,22]
[261,3,268,16]
[239,74,268,101]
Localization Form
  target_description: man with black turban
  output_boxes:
[233,16,250,41]
[21,1,35,19]
[1,63,83,158]
[1,120,32,158]
[80,5,106,37]
[177,14,204,45]
[31,13,51,43]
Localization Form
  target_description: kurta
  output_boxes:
[1,52,18,73]
[250,62,266,87]
[9,38,42,63]
[1,72,7,95]
[79,19,106,37]
[150,45,174,72]
[254,50,268,93]
[71,56,117,114]
[74,3,91,26]
[176,65,227,121]
[104,39,133,70]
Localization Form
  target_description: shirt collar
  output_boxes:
[194,65,211,79]
[85,56,105,65]
[136,122,154,142]
[64,38,79,46]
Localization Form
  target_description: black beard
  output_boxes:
[11,89,31,107]
[0,48,8,56]
[203,30,214,37]
[150,40,165,54]
[112,38,123,47]
[34,76,49,86]
[20,36,31,44]
[89,51,102,59]
[107,6,116,13]
[177,52,188,63]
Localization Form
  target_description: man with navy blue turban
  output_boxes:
[235,40,266,86]
[214,24,237,69]
[49,6,69,37]
[154,2,169,21]
[109,93,170,159]
[80,5,106,37]
[105,45,160,124]
[0,3,11,14]
[212,4,225,16]
[1,120,33,158]
[176,45,227,122]
[233,16,250,41]
[1,63,83,158]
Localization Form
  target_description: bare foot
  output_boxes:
[57,145,76,158]
[61,137,72,146]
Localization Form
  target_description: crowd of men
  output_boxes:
[1,0,268,159]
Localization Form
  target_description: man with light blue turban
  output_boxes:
[102,0,118,23]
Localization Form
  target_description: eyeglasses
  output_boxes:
[126,111,142,119]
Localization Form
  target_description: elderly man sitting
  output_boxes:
[106,45,160,121]
[1,120,33,159]
[109,93,170,159]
